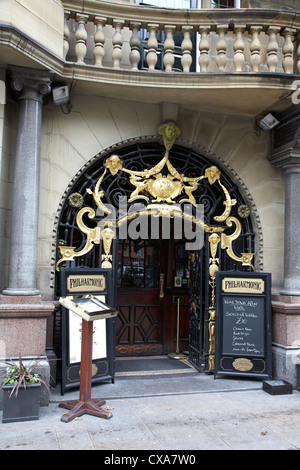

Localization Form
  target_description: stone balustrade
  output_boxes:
[62,2,300,75]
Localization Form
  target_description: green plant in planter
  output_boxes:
[1,354,50,423]
[1,354,49,398]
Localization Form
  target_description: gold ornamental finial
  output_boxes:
[158,121,181,153]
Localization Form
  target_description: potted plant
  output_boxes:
[1,354,49,423]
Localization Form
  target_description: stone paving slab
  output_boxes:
[1,388,300,451]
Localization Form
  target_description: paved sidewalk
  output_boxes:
[1,374,300,451]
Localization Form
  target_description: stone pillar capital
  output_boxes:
[10,66,52,103]
[268,146,300,172]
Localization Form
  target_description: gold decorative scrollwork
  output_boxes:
[207,232,221,371]
[56,207,101,271]
[213,179,237,223]
[86,167,111,215]
[101,227,115,268]
[56,121,256,376]
[85,122,238,214]
[221,217,255,271]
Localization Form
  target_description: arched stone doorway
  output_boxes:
[54,122,259,373]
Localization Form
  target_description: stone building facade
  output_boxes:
[0,0,300,402]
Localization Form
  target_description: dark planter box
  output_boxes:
[2,383,41,423]
[297,364,300,392]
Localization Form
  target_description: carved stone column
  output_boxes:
[281,163,300,296]
[269,129,300,296]
[268,109,300,385]
[3,67,52,296]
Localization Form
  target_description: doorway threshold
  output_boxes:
[115,355,198,379]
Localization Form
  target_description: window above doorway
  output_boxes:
[137,0,240,7]
[137,1,198,7]
[211,0,240,7]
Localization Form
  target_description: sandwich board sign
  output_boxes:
[214,271,272,380]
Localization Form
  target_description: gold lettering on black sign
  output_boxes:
[222,277,264,294]
[67,275,106,292]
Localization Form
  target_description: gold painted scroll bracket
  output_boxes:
[56,207,115,271]
[221,217,255,271]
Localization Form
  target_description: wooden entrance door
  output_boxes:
[116,238,190,356]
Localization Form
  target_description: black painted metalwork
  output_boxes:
[55,142,255,369]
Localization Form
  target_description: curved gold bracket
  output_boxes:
[56,207,101,271]
[86,167,111,215]
[221,217,255,271]
[214,179,237,223]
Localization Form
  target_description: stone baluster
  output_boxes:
[146,24,159,71]
[249,26,262,72]
[267,26,280,73]
[112,19,124,69]
[164,25,175,72]
[216,25,228,72]
[181,25,193,73]
[75,14,88,64]
[282,27,295,74]
[63,10,70,60]
[233,25,246,72]
[129,22,141,71]
[198,27,210,72]
[94,17,107,67]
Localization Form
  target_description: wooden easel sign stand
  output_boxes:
[59,296,118,423]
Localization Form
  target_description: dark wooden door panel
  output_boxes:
[116,239,190,356]
[133,305,161,343]
[116,287,162,355]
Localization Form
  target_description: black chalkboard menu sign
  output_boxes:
[214,271,272,380]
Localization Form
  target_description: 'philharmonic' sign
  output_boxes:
[222,278,264,294]
[67,274,106,293]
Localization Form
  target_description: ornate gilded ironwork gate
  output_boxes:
[188,249,204,370]
[55,122,255,372]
